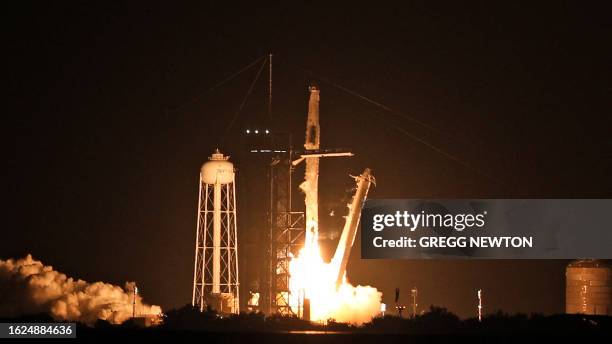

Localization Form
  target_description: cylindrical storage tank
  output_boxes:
[566,260,612,315]
[201,149,234,185]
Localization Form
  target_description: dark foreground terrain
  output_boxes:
[3,306,611,342]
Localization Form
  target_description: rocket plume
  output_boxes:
[291,170,381,324]
[289,241,382,325]
[0,255,162,325]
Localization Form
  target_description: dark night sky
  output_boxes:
[6,2,611,318]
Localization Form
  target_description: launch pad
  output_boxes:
[191,56,378,321]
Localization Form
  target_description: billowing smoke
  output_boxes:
[289,244,382,325]
[0,255,162,325]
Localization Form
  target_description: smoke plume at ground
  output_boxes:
[0,255,161,325]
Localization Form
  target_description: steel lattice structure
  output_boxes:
[267,154,305,315]
[192,151,240,313]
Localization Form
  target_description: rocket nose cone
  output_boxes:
[309,82,320,91]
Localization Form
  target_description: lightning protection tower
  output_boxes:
[192,149,239,313]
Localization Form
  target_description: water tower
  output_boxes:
[192,149,239,313]
[566,259,611,315]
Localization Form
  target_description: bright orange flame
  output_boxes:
[289,221,381,324]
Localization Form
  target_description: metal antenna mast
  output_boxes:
[478,289,483,322]
[411,287,418,318]
[268,53,273,119]
[132,285,137,318]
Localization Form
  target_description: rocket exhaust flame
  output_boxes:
[0,255,162,325]
[290,169,381,324]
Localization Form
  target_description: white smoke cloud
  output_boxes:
[328,282,382,325]
[0,255,161,325]
[289,244,382,325]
